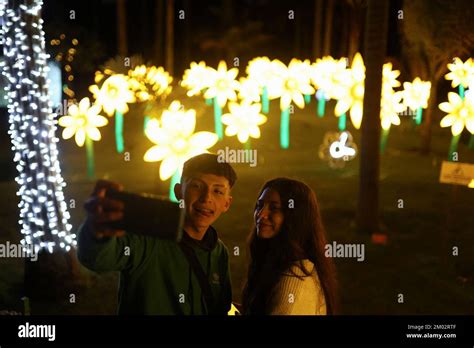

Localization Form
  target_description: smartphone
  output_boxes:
[104,189,184,242]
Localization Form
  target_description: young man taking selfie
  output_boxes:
[77,153,237,315]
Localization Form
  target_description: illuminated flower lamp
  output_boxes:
[221,101,267,149]
[318,131,357,168]
[439,92,474,161]
[128,64,173,131]
[181,61,211,97]
[446,58,474,149]
[311,56,347,118]
[292,59,313,104]
[401,78,431,125]
[144,101,218,201]
[0,0,76,254]
[202,61,240,140]
[379,63,403,153]
[246,57,275,114]
[268,59,315,149]
[89,74,135,153]
[58,98,108,178]
[380,89,404,153]
[237,77,261,104]
[331,53,365,130]
[446,57,474,98]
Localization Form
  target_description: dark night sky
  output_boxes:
[42,0,402,76]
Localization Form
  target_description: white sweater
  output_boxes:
[268,259,327,315]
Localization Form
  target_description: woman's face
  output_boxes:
[254,187,284,239]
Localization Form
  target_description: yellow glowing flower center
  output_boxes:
[353,84,364,98]
[77,115,87,126]
[107,86,119,97]
[285,78,297,90]
[217,79,228,89]
[172,138,188,153]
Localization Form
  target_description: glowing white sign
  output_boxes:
[329,131,356,160]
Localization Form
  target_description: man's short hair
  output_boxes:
[182,153,237,188]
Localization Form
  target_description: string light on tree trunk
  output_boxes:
[0,0,76,253]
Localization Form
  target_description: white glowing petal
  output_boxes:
[335,98,351,116]
[226,89,237,101]
[68,104,79,116]
[448,92,462,106]
[217,94,227,108]
[227,68,239,80]
[249,126,261,138]
[440,115,455,128]
[62,127,76,140]
[351,102,363,129]
[439,102,453,114]
[452,119,464,136]
[160,156,180,181]
[58,116,75,127]
[189,132,218,149]
[146,127,170,146]
[228,102,239,115]
[75,128,86,147]
[221,114,233,126]
[144,145,169,162]
[292,92,305,109]
[225,125,239,136]
[79,98,91,112]
[237,130,250,143]
[87,105,102,118]
[281,93,292,110]
[256,114,267,125]
[466,118,474,134]
[93,115,108,127]
[181,111,197,137]
[86,126,101,141]
[203,88,216,100]
[392,114,401,126]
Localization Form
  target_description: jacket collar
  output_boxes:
[180,225,218,251]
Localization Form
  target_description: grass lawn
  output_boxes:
[1,86,473,314]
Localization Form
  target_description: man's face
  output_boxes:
[175,173,232,231]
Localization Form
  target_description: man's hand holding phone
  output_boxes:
[84,180,126,239]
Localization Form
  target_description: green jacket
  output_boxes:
[77,222,232,315]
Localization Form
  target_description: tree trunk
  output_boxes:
[348,5,362,60]
[154,0,165,65]
[323,0,334,56]
[165,0,174,76]
[313,0,324,59]
[182,0,191,68]
[1,0,83,306]
[116,0,128,57]
[293,1,302,58]
[356,0,389,234]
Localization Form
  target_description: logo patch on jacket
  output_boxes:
[211,273,220,285]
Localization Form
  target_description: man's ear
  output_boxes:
[174,183,183,201]
[223,195,232,213]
